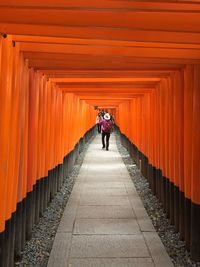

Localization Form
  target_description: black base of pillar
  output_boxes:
[169,181,175,225]
[14,202,23,260]
[191,202,200,261]
[165,178,170,218]
[155,168,162,202]
[35,181,40,224]
[179,191,185,240]
[161,175,166,211]
[184,197,191,251]
[174,185,179,232]
[26,191,33,240]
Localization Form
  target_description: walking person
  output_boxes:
[99,113,113,150]
[96,112,103,133]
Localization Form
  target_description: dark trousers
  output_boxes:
[102,131,110,149]
[97,123,101,133]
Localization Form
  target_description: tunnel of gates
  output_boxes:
[0,1,200,266]
[1,35,200,265]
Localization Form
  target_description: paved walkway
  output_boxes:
[48,134,174,267]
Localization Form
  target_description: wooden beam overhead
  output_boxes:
[19,42,200,61]
[1,0,199,110]
[13,36,200,50]
[2,24,200,44]
[1,0,200,11]
[1,7,200,33]
[49,77,161,83]
[38,70,172,78]
[57,82,158,87]
[61,87,154,92]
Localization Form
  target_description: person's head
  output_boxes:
[104,113,110,120]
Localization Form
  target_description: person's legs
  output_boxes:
[102,131,106,148]
[105,133,110,150]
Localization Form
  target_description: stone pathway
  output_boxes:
[47,134,174,267]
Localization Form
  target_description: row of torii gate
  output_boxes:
[0,1,200,266]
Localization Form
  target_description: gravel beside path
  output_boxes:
[115,131,200,267]
[15,135,95,267]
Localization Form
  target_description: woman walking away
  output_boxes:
[99,113,113,150]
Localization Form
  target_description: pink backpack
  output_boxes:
[103,120,112,133]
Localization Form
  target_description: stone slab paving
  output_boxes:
[68,258,155,267]
[74,218,140,234]
[48,134,174,267]
[76,205,135,219]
